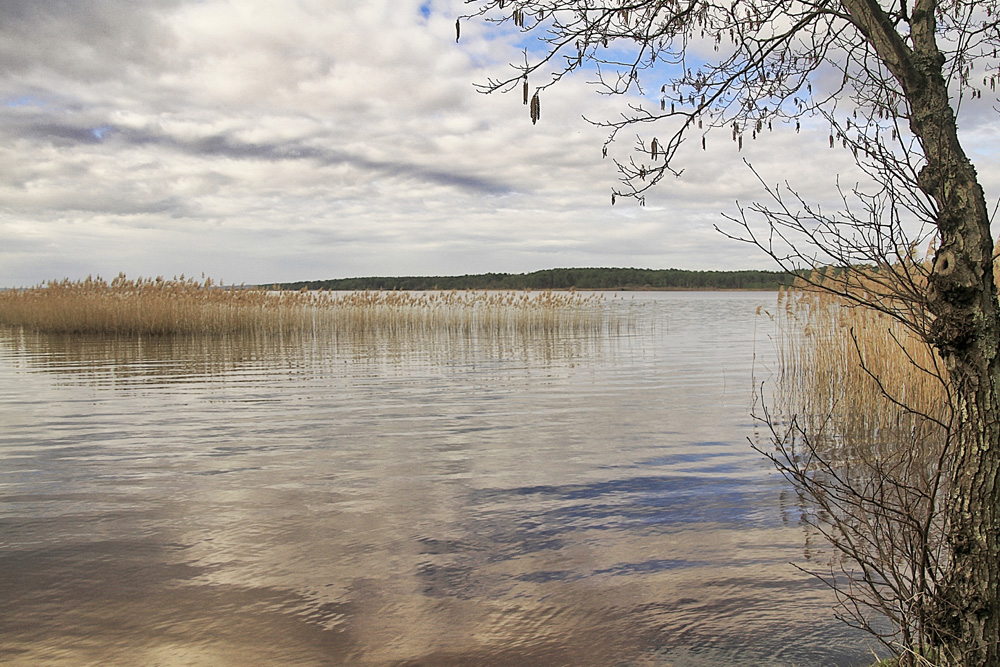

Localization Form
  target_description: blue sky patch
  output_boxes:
[5,94,47,108]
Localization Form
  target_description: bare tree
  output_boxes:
[756,276,955,665]
[460,1,1000,664]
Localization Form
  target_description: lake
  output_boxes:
[0,291,874,666]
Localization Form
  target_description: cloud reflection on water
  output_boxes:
[0,293,873,666]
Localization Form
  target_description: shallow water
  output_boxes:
[0,291,874,666]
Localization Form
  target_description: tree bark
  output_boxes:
[840,0,1000,663]
[920,92,1000,663]
[903,13,1000,667]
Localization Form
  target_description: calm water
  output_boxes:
[0,292,873,666]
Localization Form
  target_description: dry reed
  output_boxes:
[768,281,949,459]
[0,274,617,338]
[763,270,954,662]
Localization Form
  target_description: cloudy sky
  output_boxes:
[3,0,999,286]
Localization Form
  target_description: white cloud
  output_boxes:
[1,0,997,286]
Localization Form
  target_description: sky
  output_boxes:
[3,0,1000,287]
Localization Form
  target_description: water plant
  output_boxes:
[770,279,948,455]
[0,274,618,338]
[761,273,952,666]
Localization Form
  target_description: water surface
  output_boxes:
[0,291,873,666]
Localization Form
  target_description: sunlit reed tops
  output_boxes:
[0,274,620,338]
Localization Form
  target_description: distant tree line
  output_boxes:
[273,267,793,291]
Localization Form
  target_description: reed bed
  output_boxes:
[771,248,1000,436]
[0,274,618,338]
[769,283,949,458]
[764,276,955,662]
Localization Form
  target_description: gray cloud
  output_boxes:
[0,0,182,79]
[2,0,997,287]
[14,121,105,146]
[177,132,514,196]
[5,112,514,198]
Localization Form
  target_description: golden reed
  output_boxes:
[0,274,613,337]
[768,265,952,459]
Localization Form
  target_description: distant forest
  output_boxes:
[274,267,793,291]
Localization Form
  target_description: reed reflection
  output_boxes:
[0,315,622,388]
[0,292,875,666]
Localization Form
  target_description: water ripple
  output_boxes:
[0,293,874,666]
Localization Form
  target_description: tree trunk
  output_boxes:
[923,145,1000,665]
[924,147,1000,665]
[904,22,1000,667]
[839,0,1000,663]
[933,343,1000,666]
[905,30,1000,667]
